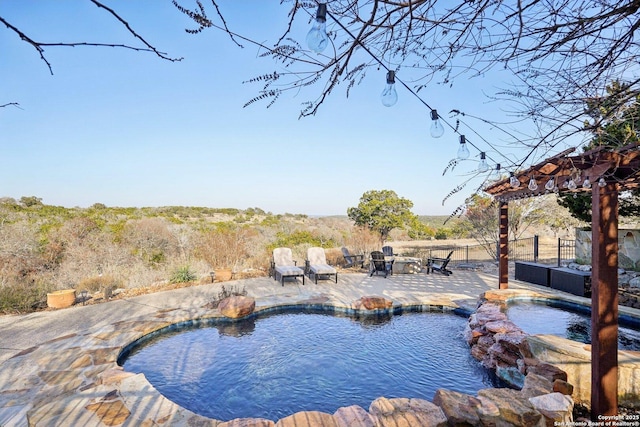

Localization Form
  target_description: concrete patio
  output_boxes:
[0,269,638,426]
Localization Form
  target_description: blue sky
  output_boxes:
[0,1,571,216]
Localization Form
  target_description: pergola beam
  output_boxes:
[482,142,640,419]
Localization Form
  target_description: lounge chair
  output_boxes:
[370,250,391,278]
[305,247,338,284]
[341,247,365,269]
[426,251,454,276]
[272,247,305,286]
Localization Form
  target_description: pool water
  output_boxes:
[506,301,640,351]
[120,310,502,421]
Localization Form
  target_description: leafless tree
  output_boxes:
[0,1,181,75]
[172,0,640,169]
[4,0,639,175]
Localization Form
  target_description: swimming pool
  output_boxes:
[119,309,502,421]
[506,300,640,351]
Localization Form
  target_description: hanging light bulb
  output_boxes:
[380,70,398,107]
[567,179,577,190]
[430,110,445,138]
[492,163,502,180]
[478,152,489,173]
[509,173,521,188]
[545,178,555,191]
[598,177,606,187]
[306,3,328,53]
[457,135,470,160]
[528,176,538,191]
[583,176,592,189]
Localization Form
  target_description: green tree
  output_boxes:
[19,196,43,207]
[347,190,416,244]
[557,81,640,222]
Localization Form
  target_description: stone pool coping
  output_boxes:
[1,271,639,426]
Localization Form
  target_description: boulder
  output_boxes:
[333,405,375,427]
[478,388,544,426]
[523,358,568,383]
[552,379,574,396]
[471,335,495,362]
[352,296,393,311]
[369,397,447,427]
[495,332,534,359]
[496,365,526,389]
[520,373,554,399]
[528,393,574,425]
[275,411,338,427]
[218,296,256,319]
[488,342,521,367]
[432,388,482,426]
[484,320,522,334]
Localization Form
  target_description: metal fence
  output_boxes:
[405,236,575,266]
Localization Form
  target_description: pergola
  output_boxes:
[483,142,640,417]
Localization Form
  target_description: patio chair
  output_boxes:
[305,247,338,284]
[341,247,365,269]
[382,246,395,257]
[272,247,305,286]
[370,250,391,278]
[426,251,454,276]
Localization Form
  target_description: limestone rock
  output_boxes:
[528,393,574,425]
[369,397,447,427]
[352,296,393,310]
[552,379,574,396]
[496,365,526,389]
[432,388,482,426]
[219,418,275,427]
[333,405,375,427]
[494,331,533,359]
[523,358,568,382]
[218,296,256,319]
[520,373,553,399]
[85,398,132,426]
[484,320,522,334]
[471,335,495,363]
[478,388,545,426]
[275,411,338,427]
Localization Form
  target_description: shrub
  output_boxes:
[170,265,197,283]
[0,281,53,314]
[206,285,247,309]
[77,275,122,294]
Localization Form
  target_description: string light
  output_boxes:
[528,176,538,191]
[545,178,555,191]
[598,177,606,187]
[492,163,502,180]
[567,179,577,190]
[430,110,445,138]
[457,135,470,160]
[380,70,398,107]
[306,3,328,53]
[478,152,489,172]
[509,172,521,188]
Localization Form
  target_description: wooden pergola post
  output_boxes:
[499,200,509,289]
[591,181,619,417]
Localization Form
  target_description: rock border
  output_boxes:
[3,291,629,426]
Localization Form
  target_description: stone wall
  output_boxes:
[576,228,640,270]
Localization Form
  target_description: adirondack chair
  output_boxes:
[426,251,454,276]
[341,247,365,269]
[369,250,392,278]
